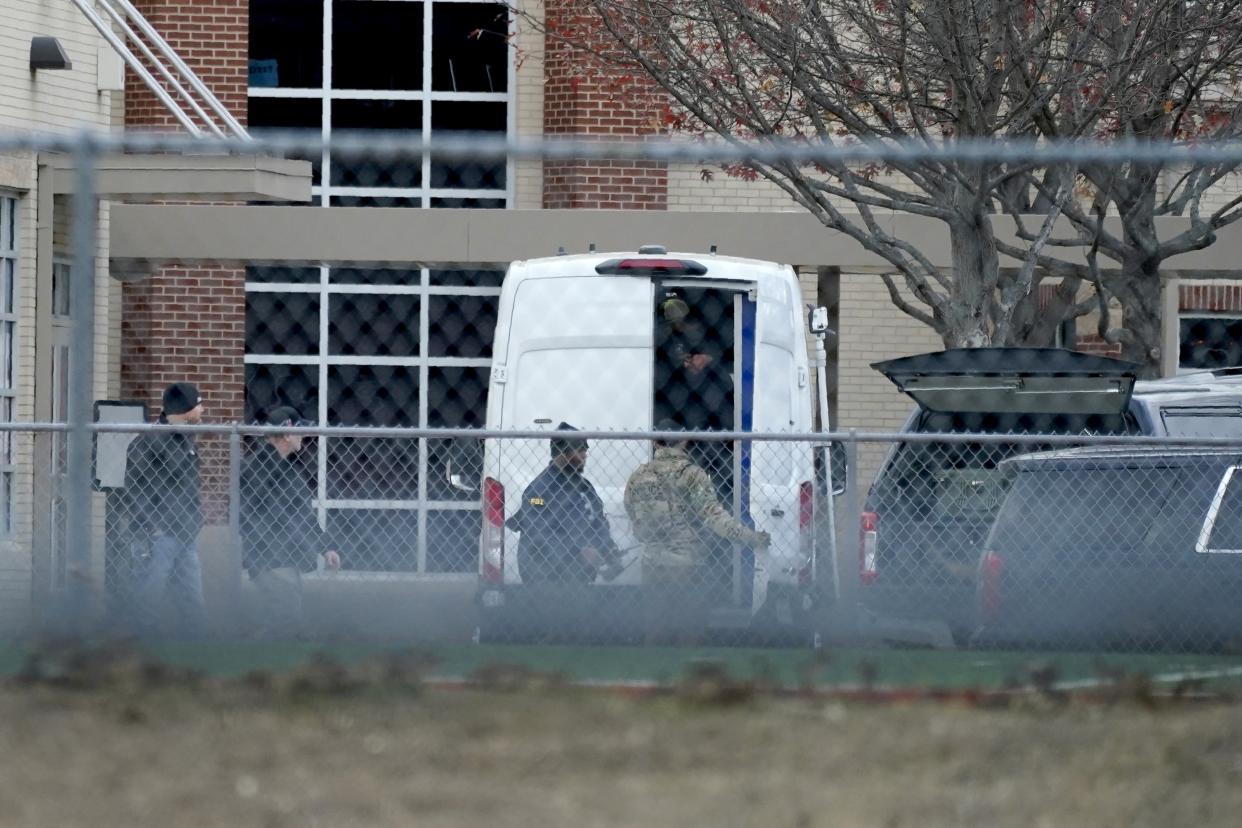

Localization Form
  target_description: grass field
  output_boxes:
[5,640,1242,695]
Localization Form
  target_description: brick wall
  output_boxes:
[123,0,248,133]
[122,0,248,525]
[542,0,667,209]
[121,266,244,524]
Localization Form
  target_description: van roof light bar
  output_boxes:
[595,258,709,276]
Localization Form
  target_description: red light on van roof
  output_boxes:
[595,258,708,276]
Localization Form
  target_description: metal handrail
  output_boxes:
[93,0,226,138]
[108,0,250,139]
[67,0,202,136]
[68,0,249,139]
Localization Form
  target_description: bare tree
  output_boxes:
[996,0,1242,374]
[525,0,1242,372]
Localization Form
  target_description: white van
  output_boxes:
[476,246,834,641]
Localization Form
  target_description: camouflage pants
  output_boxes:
[643,562,711,646]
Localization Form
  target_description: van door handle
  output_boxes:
[770,508,785,517]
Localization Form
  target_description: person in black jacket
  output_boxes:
[241,406,341,638]
[506,423,620,584]
[125,381,207,637]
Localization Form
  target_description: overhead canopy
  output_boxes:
[44,153,312,202]
[872,348,1140,415]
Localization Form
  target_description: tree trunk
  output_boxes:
[941,207,1000,348]
[1110,260,1165,379]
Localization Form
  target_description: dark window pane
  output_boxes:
[248,97,323,183]
[430,198,506,209]
[244,363,319,421]
[427,295,497,358]
[425,509,480,572]
[330,99,423,187]
[332,0,423,90]
[427,367,489,427]
[431,2,509,93]
[429,269,503,287]
[246,293,320,355]
[1180,317,1242,370]
[329,195,423,208]
[426,436,483,501]
[328,294,419,356]
[247,265,320,285]
[327,365,418,426]
[250,0,324,88]
[1209,475,1242,550]
[430,102,506,189]
[328,508,419,570]
[331,267,420,286]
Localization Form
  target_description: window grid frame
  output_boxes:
[247,0,516,207]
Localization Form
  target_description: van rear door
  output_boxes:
[495,275,653,583]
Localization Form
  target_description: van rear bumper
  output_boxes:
[476,582,816,645]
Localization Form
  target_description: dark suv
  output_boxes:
[974,447,1242,651]
[858,348,1242,645]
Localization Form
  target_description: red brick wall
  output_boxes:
[543,1,668,209]
[123,0,248,133]
[122,1,248,524]
[121,266,245,525]
[1180,284,1242,313]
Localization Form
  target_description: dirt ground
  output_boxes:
[1,667,1242,828]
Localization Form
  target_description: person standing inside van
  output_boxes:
[507,423,619,584]
[240,406,342,638]
[125,381,207,638]
[624,421,771,645]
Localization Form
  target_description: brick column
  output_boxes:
[543,1,668,209]
[122,0,248,525]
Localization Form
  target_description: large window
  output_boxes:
[248,0,512,207]
[244,265,501,574]
[0,196,18,535]
[1180,315,1242,372]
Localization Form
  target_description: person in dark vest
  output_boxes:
[240,406,341,638]
[506,423,619,584]
[125,381,206,637]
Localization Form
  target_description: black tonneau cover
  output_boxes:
[872,348,1140,415]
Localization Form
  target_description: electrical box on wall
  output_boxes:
[97,43,123,92]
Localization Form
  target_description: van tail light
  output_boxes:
[594,258,708,276]
[859,511,879,584]
[481,477,505,583]
[798,481,815,586]
[979,551,1003,624]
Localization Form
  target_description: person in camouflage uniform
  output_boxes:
[624,421,770,644]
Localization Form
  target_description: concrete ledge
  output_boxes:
[45,153,312,202]
[110,206,1242,273]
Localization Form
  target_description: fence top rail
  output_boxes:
[8,129,1242,167]
[10,420,1242,447]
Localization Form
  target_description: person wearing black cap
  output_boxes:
[505,422,619,584]
[240,406,341,639]
[124,381,206,637]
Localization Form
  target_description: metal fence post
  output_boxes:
[836,430,862,640]
[228,426,243,611]
[65,130,99,636]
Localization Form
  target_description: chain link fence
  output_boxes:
[1,130,1242,691]
[10,418,1242,658]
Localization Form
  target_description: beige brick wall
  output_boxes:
[0,0,119,628]
[667,163,803,213]
[0,154,37,633]
[837,272,944,491]
[512,0,544,210]
[0,0,116,131]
